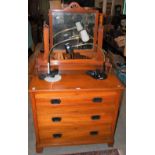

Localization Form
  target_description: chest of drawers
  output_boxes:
[29,73,124,153]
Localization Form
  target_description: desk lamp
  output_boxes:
[40,23,90,82]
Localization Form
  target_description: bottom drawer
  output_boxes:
[39,125,112,145]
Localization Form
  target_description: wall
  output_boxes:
[95,0,123,15]
[114,0,123,13]
[49,0,61,9]
[39,0,50,21]
[95,0,103,8]
[28,0,50,21]
[115,0,123,5]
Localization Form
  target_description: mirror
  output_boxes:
[52,12,95,50]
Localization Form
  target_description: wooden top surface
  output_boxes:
[29,72,124,92]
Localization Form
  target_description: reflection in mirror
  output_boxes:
[52,12,95,50]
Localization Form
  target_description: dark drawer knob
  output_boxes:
[50,99,61,104]
[92,97,103,103]
[91,115,101,120]
[53,133,62,138]
[90,131,98,136]
[52,117,62,122]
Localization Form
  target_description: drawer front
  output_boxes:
[35,91,116,106]
[36,104,115,115]
[39,125,112,145]
[35,91,116,145]
[35,91,116,115]
[37,113,113,129]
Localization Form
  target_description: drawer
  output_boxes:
[36,104,115,115]
[39,125,112,145]
[35,91,116,106]
[37,113,113,129]
[35,91,116,115]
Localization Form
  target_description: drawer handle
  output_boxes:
[90,131,98,136]
[52,117,62,122]
[50,99,61,104]
[53,133,62,138]
[91,115,101,120]
[92,97,103,103]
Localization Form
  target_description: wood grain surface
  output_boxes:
[29,72,124,152]
[29,72,124,92]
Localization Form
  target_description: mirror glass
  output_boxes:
[52,12,95,50]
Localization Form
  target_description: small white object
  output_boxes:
[44,75,61,82]
[75,22,83,31]
[53,61,58,65]
[32,87,36,90]
[76,87,81,90]
[80,30,89,42]
[47,63,50,74]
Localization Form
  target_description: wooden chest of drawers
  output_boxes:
[29,72,124,153]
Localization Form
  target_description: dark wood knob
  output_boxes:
[92,97,103,103]
[52,117,62,122]
[50,99,61,104]
[91,115,101,120]
[53,133,62,138]
[90,131,98,136]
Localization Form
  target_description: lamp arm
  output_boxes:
[53,27,77,38]
[48,36,80,74]
[47,37,95,74]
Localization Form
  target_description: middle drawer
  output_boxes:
[36,103,115,115]
[37,112,114,129]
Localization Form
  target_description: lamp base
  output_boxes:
[38,69,61,82]
[44,74,61,82]
[86,70,107,80]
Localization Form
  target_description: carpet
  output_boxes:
[63,149,121,155]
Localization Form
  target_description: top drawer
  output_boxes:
[35,91,117,106]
